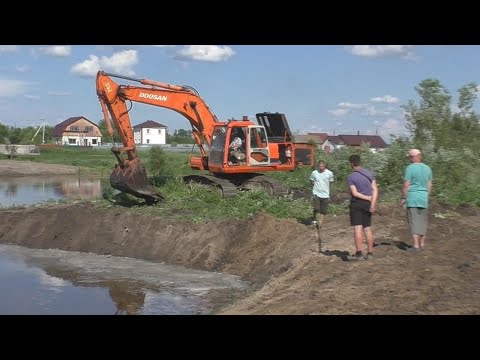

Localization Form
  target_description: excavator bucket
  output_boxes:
[110,158,163,205]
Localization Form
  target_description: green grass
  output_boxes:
[100,178,318,223]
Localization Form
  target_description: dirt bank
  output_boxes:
[1,199,479,314]
[0,160,82,176]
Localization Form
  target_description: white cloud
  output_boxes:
[384,118,400,130]
[377,118,407,137]
[370,95,400,104]
[37,271,68,292]
[328,108,350,117]
[71,55,101,77]
[71,50,139,78]
[0,46,19,54]
[96,45,175,51]
[24,94,40,100]
[48,91,72,96]
[348,45,414,59]
[38,46,72,57]
[0,78,30,97]
[15,65,30,73]
[363,105,391,117]
[175,45,235,62]
[337,102,367,109]
[96,45,141,51]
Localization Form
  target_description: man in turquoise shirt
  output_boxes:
[401,149,433,251]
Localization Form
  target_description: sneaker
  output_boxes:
[347,253,365,261]
[365,252,374,260]
[406,246,421,252]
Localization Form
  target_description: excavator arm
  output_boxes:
[96,71,219,150]
[96,71,220,204]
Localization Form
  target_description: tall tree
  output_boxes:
[402,78,451,148]
[453,82,480,150]
[98,119,121,143]
[168,129,195,144]
[0,123,9,143]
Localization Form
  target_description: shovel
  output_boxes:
[316,222,322,253]
[110,158,163,205]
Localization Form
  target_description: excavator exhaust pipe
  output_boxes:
[110,158,163,205]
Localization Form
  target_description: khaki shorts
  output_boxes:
[407,207,428,236]
[313,196,329,215]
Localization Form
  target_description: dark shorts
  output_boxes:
[313,196,329,215]
[349,199,372,227]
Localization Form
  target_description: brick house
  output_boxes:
[52,116,102,146]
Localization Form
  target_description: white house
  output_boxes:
[133,120,167,145]
[322,134,388,154]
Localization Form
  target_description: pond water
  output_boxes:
[0,176,106,208]
[0,244,248,315]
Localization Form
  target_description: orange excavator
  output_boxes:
[96,71,314,204]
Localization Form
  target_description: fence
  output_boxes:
[0,144,39,156]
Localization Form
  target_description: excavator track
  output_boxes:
[238,174,289,197]
[183,175,238,198]
[183,174,289,198]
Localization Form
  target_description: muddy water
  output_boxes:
[0,176,106,208]
[0,244,249,315]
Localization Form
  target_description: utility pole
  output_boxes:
[32,119,46,143]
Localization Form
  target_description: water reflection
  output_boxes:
[0,244,249,315]
[41,266,149,315]
[0,176,106,207]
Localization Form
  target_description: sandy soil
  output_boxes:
[1,160,479,314]
[0,160,82,176]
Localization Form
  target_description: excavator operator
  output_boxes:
[229,128,246,164]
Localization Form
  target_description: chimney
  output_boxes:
[357,130,360,136]
[242,116,248,121]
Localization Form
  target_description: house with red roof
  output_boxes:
[52,116,102,146]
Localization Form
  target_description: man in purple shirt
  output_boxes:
[346,154,378,261]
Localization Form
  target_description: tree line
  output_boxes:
[0,120,195,145]
[316,78,480,206]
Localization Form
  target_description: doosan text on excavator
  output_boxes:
[96,71,314,204]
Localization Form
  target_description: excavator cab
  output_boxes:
[209,124,271,168]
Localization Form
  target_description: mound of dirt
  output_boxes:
[0,200,478,314]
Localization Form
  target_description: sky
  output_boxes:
[1,45,480,142]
